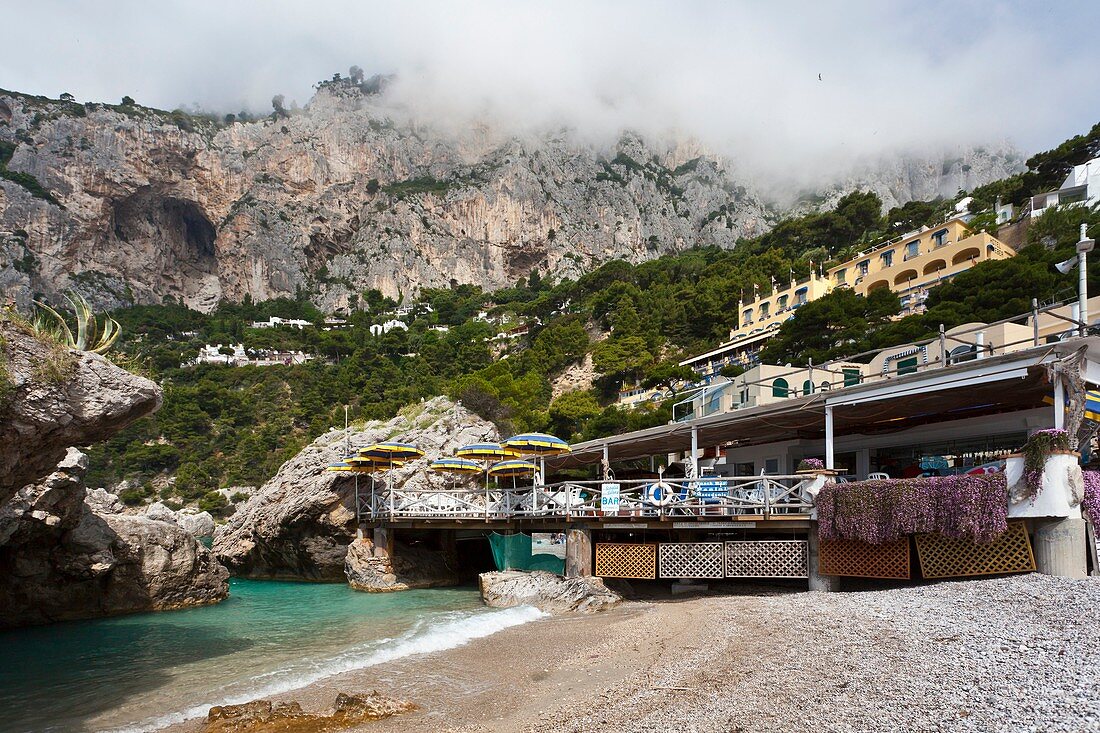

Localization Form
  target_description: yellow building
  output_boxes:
[825,218,1013,316]
[731,273,834,342]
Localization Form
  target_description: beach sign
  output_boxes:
[600,483,621,514]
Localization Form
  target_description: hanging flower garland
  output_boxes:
[797,458,825,472]
[1083,471,1100,530]
[816,473,1009,545]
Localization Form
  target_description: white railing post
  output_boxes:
[825,405,835,470]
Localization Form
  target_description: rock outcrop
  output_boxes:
[214,396,497,580]
[145,501,217,538]
[0,85,1022,313]
[0,449,228,628]
[203,691,415,733]
[345,536,462,592]
[479,570,623,614]
[0,318,162,500]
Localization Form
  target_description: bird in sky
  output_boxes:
[818,73,822,81]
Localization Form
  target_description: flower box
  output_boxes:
[1006,451,1082,519]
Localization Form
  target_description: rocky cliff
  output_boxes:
[0,83,1023,312]
[0,319,227,626]
[214,396,497,580]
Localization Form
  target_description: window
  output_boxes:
[772,378,789,398]
[880,250,894,268]
[931,229,949,247]
[742,308,753,324]
[778,295,789,309]
[842,368,861,387]
[858,260,869,276]
[764,458,779,474]
[759,301,770,318]
[947,345,978,365]
[802,379,813,395]
[905,240,920,259]
[896,356,919,375]
[795,287,809,305]
[835,269,847,284]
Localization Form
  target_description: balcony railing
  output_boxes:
[359,476,816,521]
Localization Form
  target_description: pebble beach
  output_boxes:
[170,574,1100,733]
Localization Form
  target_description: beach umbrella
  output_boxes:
[429,457,482,490]
[488,459,539,477]
[456,443,521,519]
[503,433,571,487]
[429,457,482,474]
[357,443,423,515]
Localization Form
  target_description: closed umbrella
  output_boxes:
[489,459,540,512]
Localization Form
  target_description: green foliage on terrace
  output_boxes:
[967,122,1100,210]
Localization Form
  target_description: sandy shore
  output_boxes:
[168,575,1100,733]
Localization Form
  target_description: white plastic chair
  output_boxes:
[867,472,890,480]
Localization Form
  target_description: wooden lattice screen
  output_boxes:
[915,522,1035,578]
[595,543,657,579]
[658,543,725,579]
[819,537,911,579]
[725,541,809,578]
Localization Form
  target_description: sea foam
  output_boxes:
[106,604,546,733]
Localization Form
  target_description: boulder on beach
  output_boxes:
[0,449,228,628]
[479,570,623,614]
[345,536,462,592]
[214,396,498,581]
[204,691,415,732]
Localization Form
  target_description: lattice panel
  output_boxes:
[915,522,1035,578]
[595,543,657,579]
[819,537,910,579]
[658,543,725,579]
[725,541,809,578]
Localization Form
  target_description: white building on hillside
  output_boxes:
[1030,156,1100,218]
[251,316,313,329]
[370,320,409,336]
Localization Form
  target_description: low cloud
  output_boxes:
[3,0,1098,182]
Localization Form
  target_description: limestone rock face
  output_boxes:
[214,396,497,580]
[203,691,415,733]
[345,537,462,592]
[0,449,228,628]
[0,319,162,500]
[0,86,1023,313]
[479,570,623,614]
[143,501,217,538]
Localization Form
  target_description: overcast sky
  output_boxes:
[3,1,1098,177]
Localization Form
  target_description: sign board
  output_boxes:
[604,522,647,529]
[920,455,949,470]
[600,483,621,514]
[694,479,727,500]
[673,521,756,529]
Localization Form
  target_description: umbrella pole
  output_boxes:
[355,474,360,522]
[485,463,490,522]
[388,461,395,516]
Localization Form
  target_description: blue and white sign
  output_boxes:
[694,478,726,501]
[600,483,621,514]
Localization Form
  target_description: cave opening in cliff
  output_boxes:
[111,188,217,266]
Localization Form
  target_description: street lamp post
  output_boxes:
[1077,223,1095,338]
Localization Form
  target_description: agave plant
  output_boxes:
[33,293,121,354]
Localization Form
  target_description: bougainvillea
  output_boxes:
[1021,428,1071,500]
[1083,471,1100,529]
[816,473,1009,545]
[797,458,825,471]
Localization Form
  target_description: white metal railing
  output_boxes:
[359,475,816,520]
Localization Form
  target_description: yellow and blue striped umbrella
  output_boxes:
[358,442,424,463]
[455,443,520,462]
[488,459,539,477]
[503,433,571,456]
[429,457,482,475]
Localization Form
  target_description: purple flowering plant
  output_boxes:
[798,458,825,471]
[1021,428,1071,501]
[1083,471,1100,529]
[816,473,1009,545]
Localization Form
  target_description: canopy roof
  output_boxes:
[545,341,1095,470]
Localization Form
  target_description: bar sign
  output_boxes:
[600,483,621,514]
[673,521,757,529]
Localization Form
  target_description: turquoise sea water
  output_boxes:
[0,580,543,733]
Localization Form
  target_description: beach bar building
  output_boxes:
[351,309,1099,590]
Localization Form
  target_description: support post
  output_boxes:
[939,323,946,366]
[1033,518,1087,578]
[824,405,835,470]
[1053,372,1066,430]
[690,425,699,479]
[1032,298,1040,347]
[373,526,395,559]
[1079,225,1089,337]
[602,442,610,480]
[807,528,838,592]
[565,527,593,578]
